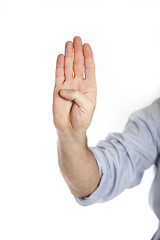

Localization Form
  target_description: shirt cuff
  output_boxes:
[74,146,105,206]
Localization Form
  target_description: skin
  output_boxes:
[52,36,100,197]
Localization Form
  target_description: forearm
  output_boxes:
[57,131,100,198]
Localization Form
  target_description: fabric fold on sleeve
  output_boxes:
[75,98,160,206]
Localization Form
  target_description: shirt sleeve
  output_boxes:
[74,98,160,206]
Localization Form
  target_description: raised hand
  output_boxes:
[53,36,97,135]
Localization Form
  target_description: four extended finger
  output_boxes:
[55,54,65,86]
[83,43,96,80]
[73,36,84,78]
[65,41,73,79]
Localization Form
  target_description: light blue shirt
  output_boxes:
[75,98,160,208]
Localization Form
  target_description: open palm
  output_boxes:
[53,36,97,135]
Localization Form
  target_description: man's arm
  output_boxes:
[57,131,100,197]
[53,36,100,197]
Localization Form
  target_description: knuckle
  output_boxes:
[74,62,84,67]
[65,65,73,69]
[72,89,78,95]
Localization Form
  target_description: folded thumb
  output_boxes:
[59,89,91,113]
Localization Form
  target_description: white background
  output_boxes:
[0,0,160,239]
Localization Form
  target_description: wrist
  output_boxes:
[57,129,87,147]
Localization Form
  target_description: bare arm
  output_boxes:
[53,36,100,197]
[57,131,100,197]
